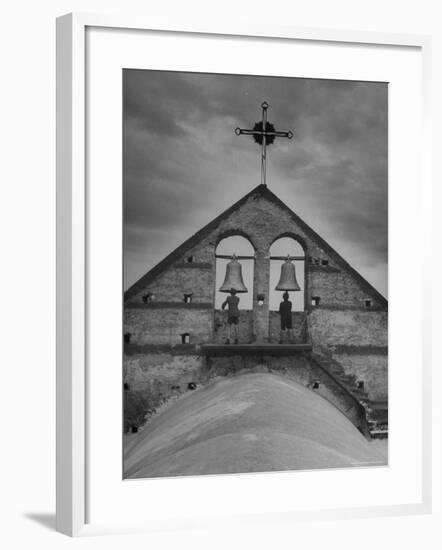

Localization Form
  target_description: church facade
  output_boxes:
[124,184,388,438]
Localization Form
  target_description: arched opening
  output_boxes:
[215,235,254,310]
[268,236,306,344]
[214,235,255,344]
[269,237,305,312]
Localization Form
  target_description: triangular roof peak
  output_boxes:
[125,184,387,307]
[125,184,264,300]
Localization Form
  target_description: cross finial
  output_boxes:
[235,102,293,187]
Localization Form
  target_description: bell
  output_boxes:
[219,254,248,293]
[275,256,301,291]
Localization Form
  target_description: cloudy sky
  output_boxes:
[123,70,388,299]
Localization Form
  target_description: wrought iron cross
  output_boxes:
[235,101,293,187]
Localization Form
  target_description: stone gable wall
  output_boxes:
[125,193,387,346]
[123,190,388,424]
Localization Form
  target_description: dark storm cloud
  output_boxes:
[124,69,211,136]
[123,70,388,296]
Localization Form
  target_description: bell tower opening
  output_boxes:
[269,237,305,312]
[215,236,254,310]
[214,235,255,343]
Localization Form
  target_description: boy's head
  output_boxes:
[230,288,237,296]
[283,291,289,301]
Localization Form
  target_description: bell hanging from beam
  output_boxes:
[219,254,248,293]
[275,255,301,291]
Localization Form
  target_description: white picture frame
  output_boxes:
[56,12,432,537]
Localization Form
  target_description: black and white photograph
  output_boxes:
[122,69,388,479]
[1,0,437,545]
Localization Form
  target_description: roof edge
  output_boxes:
[124,183,388,308]
[124,184,266,300]
[259,186,388,308]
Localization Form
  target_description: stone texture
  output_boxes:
[123,352,205,431]
[126,266,214,304]
[309,270,380,308]
[213,310,254,343]
[333,353,388,401]
[268,311,307,343]
[213,310,307,344]
[309,310,388,347]
[125,307,213,344]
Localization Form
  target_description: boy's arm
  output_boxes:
[221,299,228,310]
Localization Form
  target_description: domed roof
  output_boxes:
[124,372,386,479]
